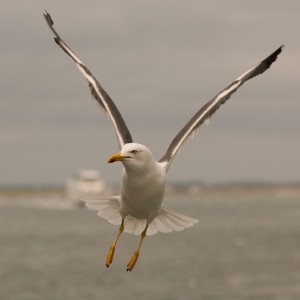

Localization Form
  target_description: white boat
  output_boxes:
[66,170,105,205]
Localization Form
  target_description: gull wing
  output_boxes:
[43,10,133,149]
[159,45,284,171]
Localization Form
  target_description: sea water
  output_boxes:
[0,192,299,300]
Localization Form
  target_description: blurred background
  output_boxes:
[1,0,299,187]
[0,1,299,299]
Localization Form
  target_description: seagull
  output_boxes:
[43,10,283,271]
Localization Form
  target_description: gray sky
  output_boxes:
[1,0,299,186]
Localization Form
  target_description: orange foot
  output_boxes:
[105,246,115,268]
[127,251,139,271]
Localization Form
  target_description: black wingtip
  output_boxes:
[278,44,285,56]
[277,44,285,55]
[274,44,285,58]
[43,9,53,26]
[264,44,284,67]
[270,44,284,58]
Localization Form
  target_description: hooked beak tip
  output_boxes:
[107,153,124,163]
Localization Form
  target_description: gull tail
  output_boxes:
[147,206,199,235]
[111,206,198,236]
[81,195,198,236]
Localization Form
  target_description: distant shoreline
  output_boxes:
[1,182,299,200]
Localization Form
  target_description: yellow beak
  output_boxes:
[107,153,125,163]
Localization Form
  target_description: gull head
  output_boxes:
[107,143,155,169]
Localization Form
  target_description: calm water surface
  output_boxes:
[0,194,299,300]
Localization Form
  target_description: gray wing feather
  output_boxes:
[43,10,133,149]
[159,45,284,170]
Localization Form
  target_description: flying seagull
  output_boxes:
[43,10,283,271]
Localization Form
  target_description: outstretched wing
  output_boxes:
[159,45,284,171]
[43,10,133,149]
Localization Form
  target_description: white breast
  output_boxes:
[120,162,166,222]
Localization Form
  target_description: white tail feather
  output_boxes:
[147,206,198,235]
[80,195,198,235]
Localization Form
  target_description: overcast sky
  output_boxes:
[1,0,299,186]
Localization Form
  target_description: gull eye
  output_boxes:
[131,150,138,154]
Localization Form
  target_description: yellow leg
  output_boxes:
[106,219,124,268]
[127,225,148,272]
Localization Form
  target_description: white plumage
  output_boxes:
[83,194,198,236]
[82,143,198,236]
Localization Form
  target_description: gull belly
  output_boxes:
[120,162,166,223]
